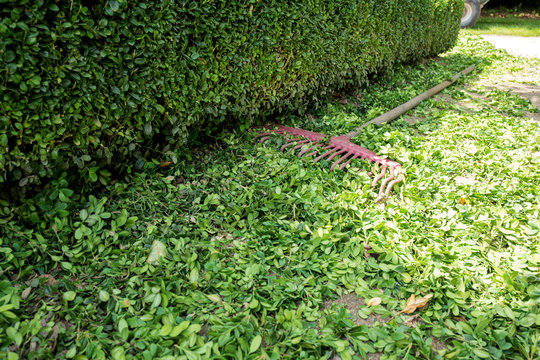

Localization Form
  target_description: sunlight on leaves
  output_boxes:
[146,240,167,265]
[395,294,433,316]
[367,297,382,306]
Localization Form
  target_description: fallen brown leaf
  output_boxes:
[21,287,32,300]
[395,293,433,316]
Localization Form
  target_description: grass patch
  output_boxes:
[2,36,540,359]
[463,16,540,37]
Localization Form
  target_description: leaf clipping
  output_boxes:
[395,294,433,316]
[367,297,382,306]
[147,240,167,265]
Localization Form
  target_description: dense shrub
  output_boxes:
[0,0,462,187]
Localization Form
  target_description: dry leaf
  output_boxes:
[21,287,32,300]
[458,197,469,205]
[395,293,433,316]
[367,297,382,306]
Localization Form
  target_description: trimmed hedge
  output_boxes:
[0,0,462,187]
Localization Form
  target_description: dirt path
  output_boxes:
[480,35,540,58]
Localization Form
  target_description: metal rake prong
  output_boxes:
[298,143,321,157]
[280,138,302,150]
[330,152,353,171]
[256,131,281,137]
[384,173,404,196]
[313,147,338,163]
[306,145,333,158]
[378,165,395,198]
[339,154,360,170]
[327,149,346,162]
[293,140,313,150]
[372,164,387,188]
[281,139,309,151]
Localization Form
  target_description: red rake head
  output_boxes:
[254,125,404,197]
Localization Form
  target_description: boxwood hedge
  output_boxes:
[0,0,462,187]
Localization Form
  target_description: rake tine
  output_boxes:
[384,172,404,196]
[281,138,302,150]
[298,143,322,157]
[313,147,338,162]
[293,140,314,150]
[372,164,387,188]
[339,154,360,170]
[306,145,333,158]
[330,152,353,171]
[255,131,278,137]
[378,165,395,198]
[327,149,346,161]
[281,139,309,151]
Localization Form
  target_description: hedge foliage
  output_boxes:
[0,0,462,187]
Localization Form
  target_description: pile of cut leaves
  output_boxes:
[1,35,539,359]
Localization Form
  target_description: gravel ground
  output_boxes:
[481,35,540,58]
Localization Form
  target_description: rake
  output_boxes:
[254,65,475,199]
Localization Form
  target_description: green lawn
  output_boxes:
[2,36,540,359]
[463,16,540,37]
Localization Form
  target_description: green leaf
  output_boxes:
[473,349,491,359]
[159,323,172,337]
[189,268,199,285]
[249,298,259,309]
[79,209,88,221]
[99,290,110,302]
[206,294,222,303]
[0,304,15,313]
[249,335,262,353]
[88,169,98,182]
[402,273,412,283]
[118,318,128,332]
[144,123,152,136]
[65,347,76,358]
[6,327,22,346]
[111,346,126,360]
[63,291,76,301]
[170,321,190,337]
[28,75,41,86]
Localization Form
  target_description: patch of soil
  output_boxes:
[402,314,424,328]
[324,292,386,360]
[431,336,448,352]
[323,292,390,327]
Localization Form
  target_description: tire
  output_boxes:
[461,0,481,28]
